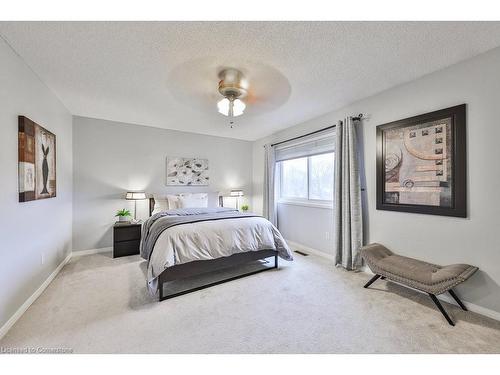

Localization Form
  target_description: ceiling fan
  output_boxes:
[217,68,248,127]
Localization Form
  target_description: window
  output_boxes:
[309,153,335,200]
[281,157,308,199]
[279,152,335,204]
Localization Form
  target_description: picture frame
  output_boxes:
[166,157,209,186]
[376,104,466,217]
[18,116,57,202]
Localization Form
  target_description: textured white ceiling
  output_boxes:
[2,21,500,140]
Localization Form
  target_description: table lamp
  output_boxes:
[125,191,146,223]
[230,189,244,210]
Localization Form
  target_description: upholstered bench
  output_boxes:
[360,243,478,326]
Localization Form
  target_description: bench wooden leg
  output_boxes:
[448,289,467,311]
[428,293,455,326]
[364,274,381,288]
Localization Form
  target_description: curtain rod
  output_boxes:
[269,114,363,148]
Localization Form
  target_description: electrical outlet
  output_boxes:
[325,231,330,240]
[41,253,45,265]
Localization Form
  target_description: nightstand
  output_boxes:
[113,223,142,258]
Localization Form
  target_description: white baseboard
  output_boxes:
[0,252,72,340]
[436,294,500,321]
[0,246,113,340]
[0,246,114,340]
[71,247,112,257]
[286,239,335,261]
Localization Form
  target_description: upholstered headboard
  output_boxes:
[148,192,223,216]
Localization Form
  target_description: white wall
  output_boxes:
[0,37,73,330]
[72,116,253,251]
[277,203,334,254]
[253,46,500,314]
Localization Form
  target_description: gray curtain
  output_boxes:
[334,117,363,270]
[263,143,277,226]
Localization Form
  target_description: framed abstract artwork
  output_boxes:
[376,104,466,217]
[166,157,209,186]
[18,116,57,202]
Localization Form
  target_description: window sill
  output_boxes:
[278,199,333,210]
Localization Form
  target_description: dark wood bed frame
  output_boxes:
[148,197,279,301]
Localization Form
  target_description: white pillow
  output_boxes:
[178,193,208,208]
[191,193,208,207]
[166,194,180,209]
[152,197,169,214]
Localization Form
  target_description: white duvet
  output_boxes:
[147,216,293,293]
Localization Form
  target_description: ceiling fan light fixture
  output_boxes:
[217,97,245,117]
[232,98,246,116]
[217,98,230,115]
[217,68,247,119]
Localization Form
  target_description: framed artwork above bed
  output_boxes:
[166,157,209,186]
[376,104,466,217]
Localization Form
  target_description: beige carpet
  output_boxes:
[1,250,500,353]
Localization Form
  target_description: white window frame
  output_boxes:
[277,152,334,209]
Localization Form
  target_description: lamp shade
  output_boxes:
[125,191,146,200]
[230,189,244,197]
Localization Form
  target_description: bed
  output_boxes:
[141,194,293,301]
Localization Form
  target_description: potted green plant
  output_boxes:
[115,208,131,223]
[241,204,249,212]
